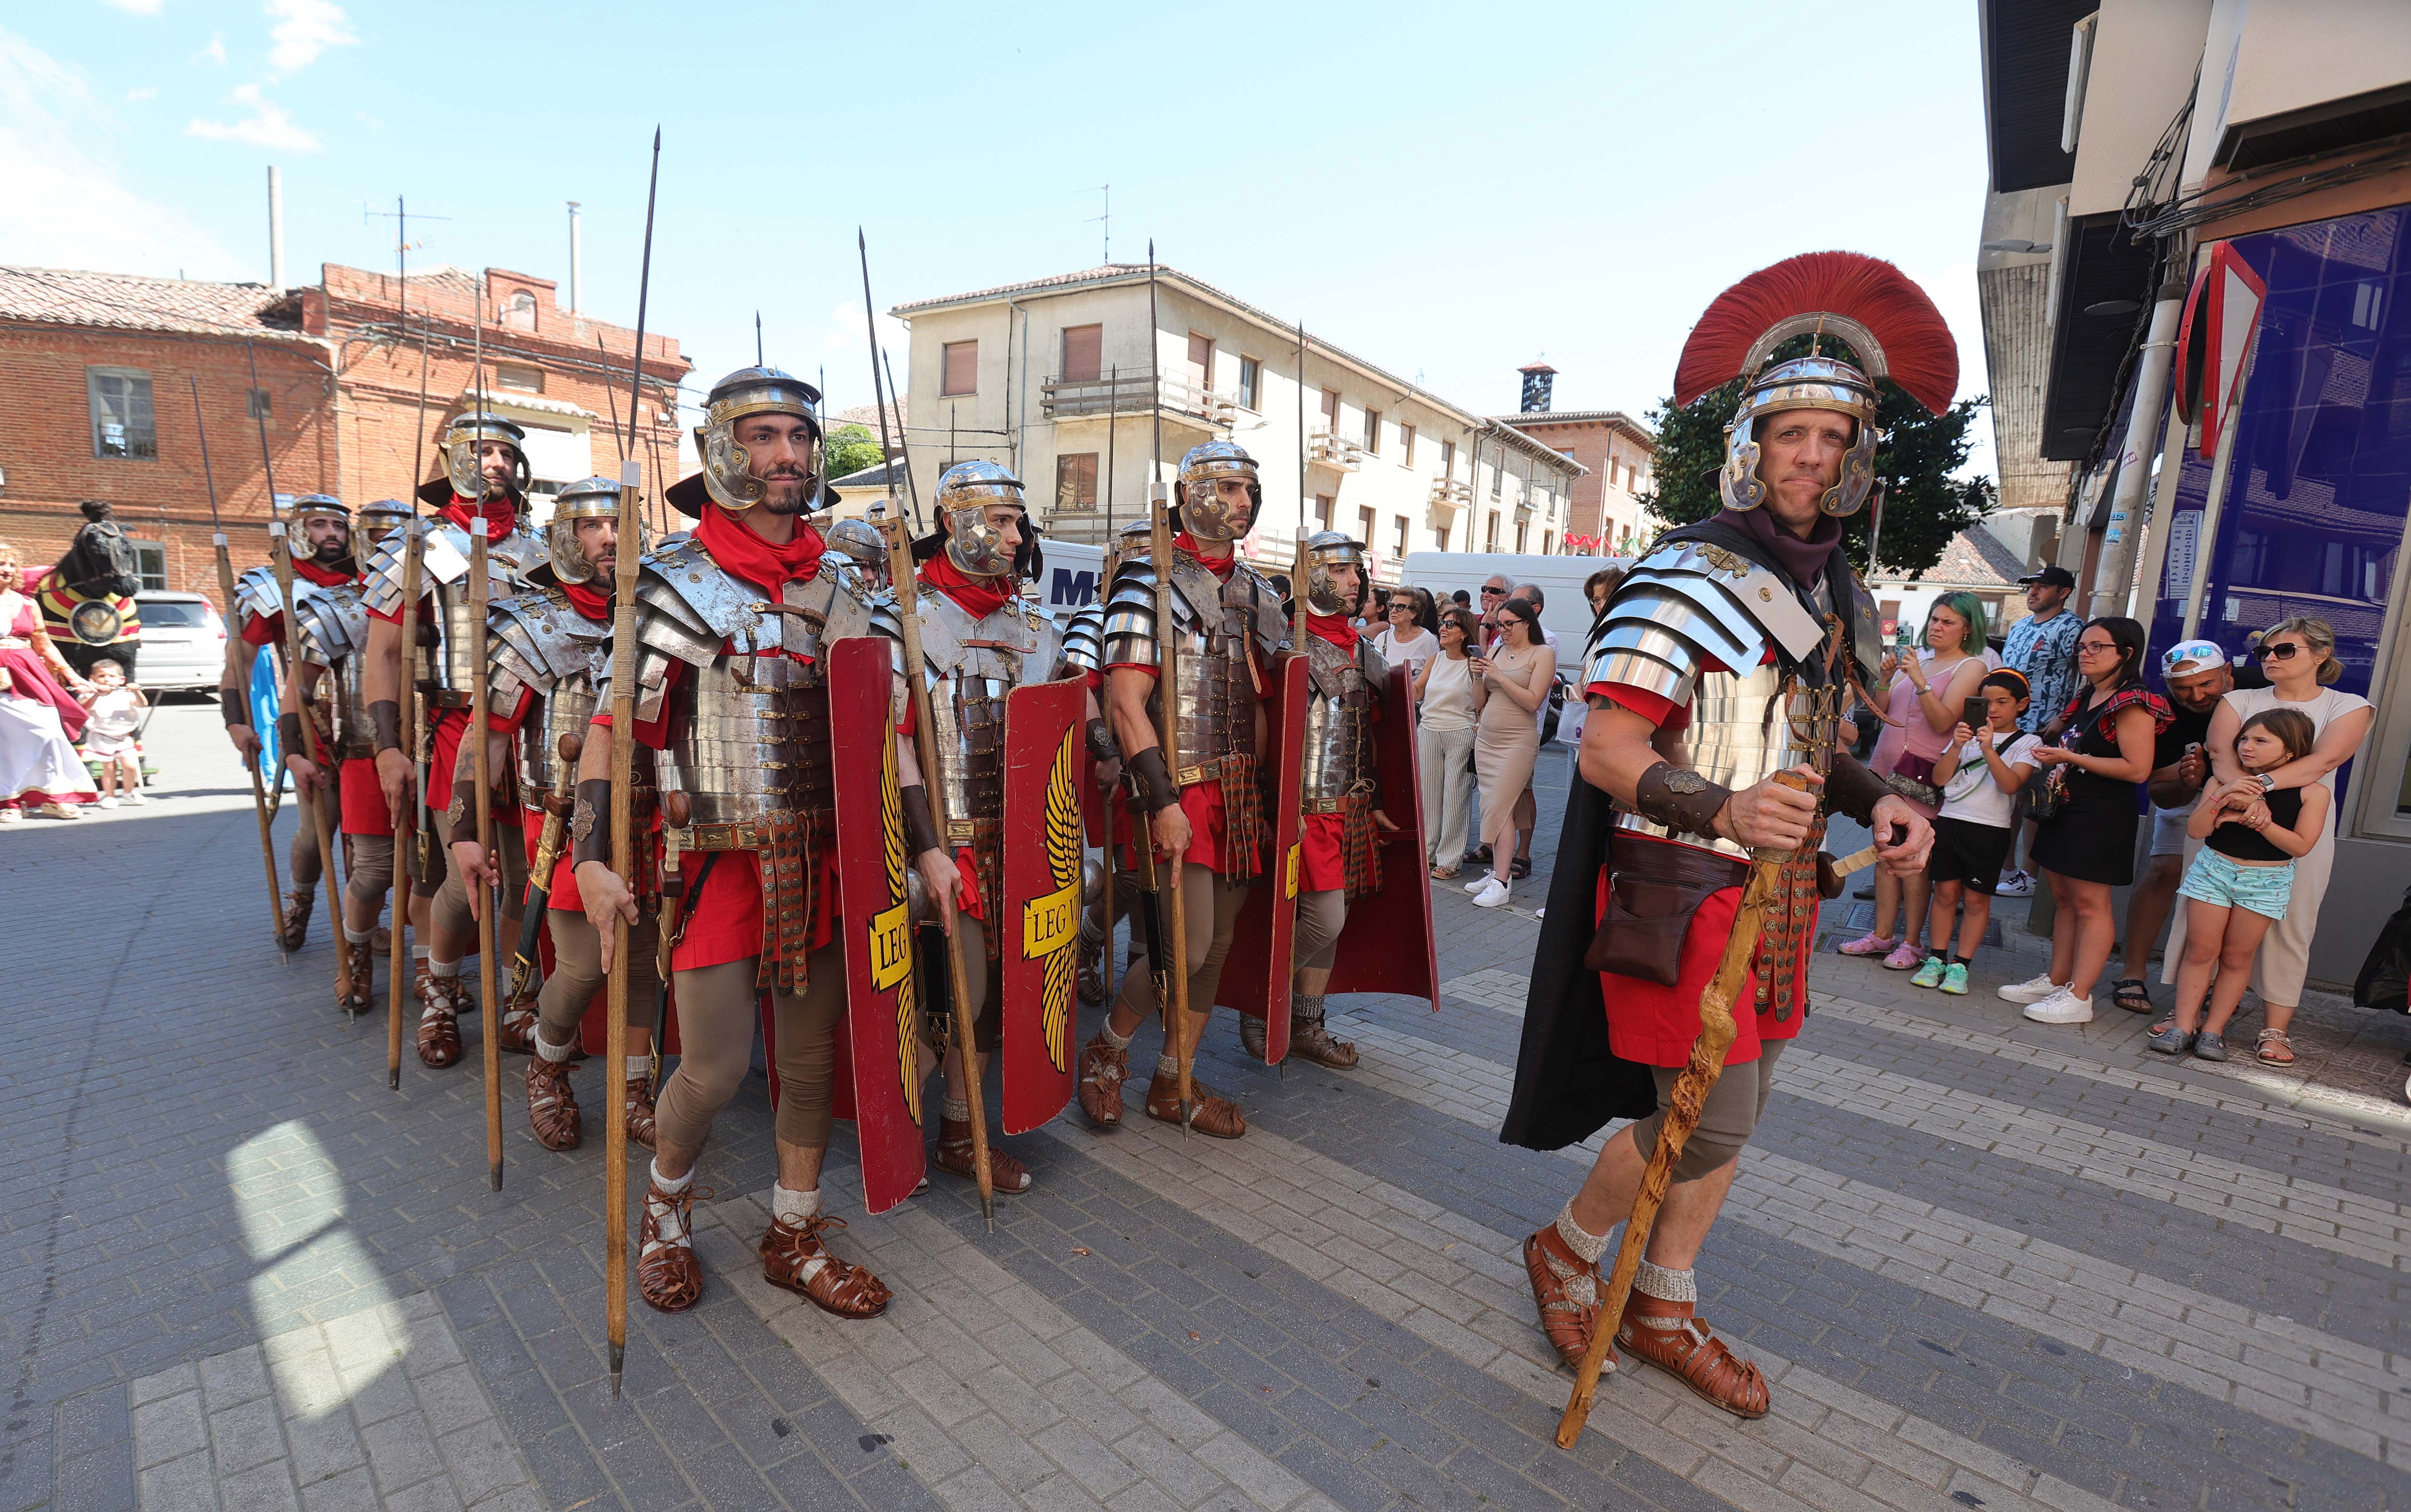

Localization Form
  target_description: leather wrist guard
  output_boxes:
[1824,753,1888,826]
[277,713,304,760]
[570,778,613,870]
[370,699,402,755]
[1085,717,1121,763]
[900,784,943,859]
[221,694,249,728]
[1128,747,1181,815]
[1631,760,1732,838]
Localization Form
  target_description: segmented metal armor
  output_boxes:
[1058,599,1105,679]
[486,586,618,807]
[360,520,543,704]
[1100,548,1287,878]
[292,585,374,758]
[1586,535,1876,1011]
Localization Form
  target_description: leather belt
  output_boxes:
[1613,831,1749,893]
[428,688,474,709]
[530,783,656,816]
[340,740,376,761]
[679,807,810,852]
[1176,753,1248,786]
[1301,795,1348,815]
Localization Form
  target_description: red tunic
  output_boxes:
[1586,661,1807,1067]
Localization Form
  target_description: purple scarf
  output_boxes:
[1731,507,1844,589]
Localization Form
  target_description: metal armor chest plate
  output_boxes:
[1300,634,1375,805]
[292,583,372,757]
[486,586,612,805]
[908,591,1064,839]
[1098,549,1286,771]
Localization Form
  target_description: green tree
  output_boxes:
[1637,336,1995,577]
[823,423,887,481]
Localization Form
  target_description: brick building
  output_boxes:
[0,263,687,600]
[1489,363,1656,557]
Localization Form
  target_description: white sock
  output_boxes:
[1155,1053,1180,1079]
[411,945,430,963]
[430,957,462,979]
[649,1159,692,1195]
[942,1097,971,1123]
[625,1056,649,1078]
[343,925,375,945]
[1101,1022,1133,1051]
[536,1033,577,1064]
[771,1183,820,1223]
[1634,1259,1697,1304]
[1555,1201,1609,1264]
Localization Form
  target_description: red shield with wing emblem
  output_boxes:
[826,635,926,1214]
[1214,651,1311,1062]
[1326,664,1437,1007]
[998,678,1086,1134]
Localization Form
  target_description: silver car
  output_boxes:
[133,590,228,693]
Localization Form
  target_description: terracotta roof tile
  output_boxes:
[0,266,309,339]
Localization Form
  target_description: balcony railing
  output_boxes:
[1041,371,1233,428]
[1308,428,1364,471]
[1427,477,1471,511]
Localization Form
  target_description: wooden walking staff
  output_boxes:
[1143,245,1197,1132]
[192,376,284,945]
[860,227,997,1229]
[603,126,662,1399]
[1555,767,1813,1448]
[468,515,505,1191]
[386,522,424,1090]
[248,340,354,1004]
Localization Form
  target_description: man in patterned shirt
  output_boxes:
[1996,564,2080,895]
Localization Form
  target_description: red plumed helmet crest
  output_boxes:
[1674,251,1959,416]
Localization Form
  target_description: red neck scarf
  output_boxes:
[437,494,519,539]
[694,505,826,597]
[1175,532,1236,580]
[918,551,1015,619]
[295,558,355,588]
[560,580,613,621]
[1307,611,1359,651]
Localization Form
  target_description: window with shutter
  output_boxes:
[1186,333,1212,390]
[1399,424,1415,466]
[942,340,978,397]
[1055,452,1098,512]
[1362,410,1380,454]
[1060,325,1102,383]
[1236,356,1261,410]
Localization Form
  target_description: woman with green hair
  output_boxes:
[1838,593,1994,970]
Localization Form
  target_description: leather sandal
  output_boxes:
[932,1117,1033,1194]
[759,1213,890,1319]
[1616,1291,1770,1419]
[1522,1223,1604,1370]
[337,948,374,1016]
[1145,1068,1245,1138]
[1077,1033,1128,1129]
[416,975,465,1068]
[2110,979,2154,1014]
[624,1075,658,1152]
[525,1056,582,1150]
[1076,927,1107,1007]
[2255,1028,2298,1066]
[494,994,540,1054]
[637,1180,705,1313]
[1291,1018,1359,1071]
[1239,1013,1269,1061]
[278,888,315,951]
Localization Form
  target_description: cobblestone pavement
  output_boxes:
[6,710,2410,1511]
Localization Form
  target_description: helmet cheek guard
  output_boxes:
[544,477,639,585]
[438,413,531,502]
[1171,441,1261,543]
[932,460,1031,580]
[1717,435,1767,512]
[1821,422,1879,517]
[689,366,826,516]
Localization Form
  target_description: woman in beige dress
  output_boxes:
[1468,597,1555,908]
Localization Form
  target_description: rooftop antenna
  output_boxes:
[363,197,451,328]
[1085,183,1110,264]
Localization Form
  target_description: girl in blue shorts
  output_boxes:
[2149,708,2327,1060]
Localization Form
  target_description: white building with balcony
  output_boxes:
[886,264,1584,580]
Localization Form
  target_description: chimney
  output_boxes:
[267,166,286,292]
[566,201,583,314]
[1518,358,1555,414]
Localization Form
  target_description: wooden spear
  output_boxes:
[191,376,284,946]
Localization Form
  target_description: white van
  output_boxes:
[1395,551,1625,650]
[1033,538,1105,610]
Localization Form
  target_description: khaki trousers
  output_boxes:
[654,947,846,1152]
[1629,1039,1788,1183]
[286,780,342,888]
[535,905,659,1047]
[1293,888,1347,973]
[345,832,395,916]
[1110,868,1255,1027]
[920,919,999,1054]
[425,809,527,946]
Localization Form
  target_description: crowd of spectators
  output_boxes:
[0,540,111,822]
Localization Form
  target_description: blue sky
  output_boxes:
[1,1,1995,474]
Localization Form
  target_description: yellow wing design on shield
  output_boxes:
[1041,723,1082,1073]
[881,733,921,1126]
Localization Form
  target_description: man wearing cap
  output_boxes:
[2107,641,2233,1016]
[1996,565,2081,897]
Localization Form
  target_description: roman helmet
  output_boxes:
[285,494,352,562]
[672,365,823,515]
[545,476,641,585]
[1172,440,1260,543]
[1669,252,1959,518]
[927,460,1038,579]
[432,411,531,504]
[1300,531,1370,616]
[823,518,890,588]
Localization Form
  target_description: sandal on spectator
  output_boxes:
[2193,1032,2230,1062]
[1510,856,1532,880]
[2144,1025,2193,1056]
[1836,931,1897,957]
[2254,1028,2297,1066]
[2110,979,2153,1014]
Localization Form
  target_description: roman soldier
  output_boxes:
[822,517,890,593]
[280,496,415,1011]
[1504,252,1945,1418]
[442,476,660,1153]
[1237,531,1396,1070]
[1079,440,1288,1139]
[361,412,544,1067]
[569,365,916,1320]
[225,494,357,948]
[879,460,1104,1195]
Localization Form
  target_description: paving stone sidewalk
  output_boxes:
[4,706,2407,1511]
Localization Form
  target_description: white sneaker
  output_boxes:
[1995,870,2034,898]
[2022,986,2094,1024]
[123,790,147,805]
[96,796,118,809]
[1998,970,2061,1004]
[1471,876,1511,909]
[1463,876,1490,894]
